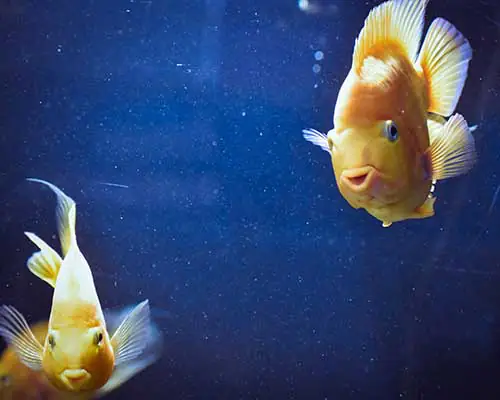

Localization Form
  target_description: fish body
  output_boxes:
[304,0,476,227]
[0,179,162,394]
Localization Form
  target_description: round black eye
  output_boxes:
[384,120,399,142]
[0,374,11,386]
[48,334,56,349]
[94,332,103,345]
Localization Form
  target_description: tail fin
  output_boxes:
[27,178,77,257]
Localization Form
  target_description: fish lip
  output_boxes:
[60,368,91,390]
[340,166,375,193]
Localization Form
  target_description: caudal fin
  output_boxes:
[417,18,472,116]
[27,178,77,257]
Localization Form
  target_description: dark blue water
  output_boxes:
[1,0,500,398]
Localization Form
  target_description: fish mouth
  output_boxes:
[340,166,376,193]
[60,369,91,390]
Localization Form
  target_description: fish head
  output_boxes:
[328,116,428,211]
[329,63,431,215]
[42,324,115,392]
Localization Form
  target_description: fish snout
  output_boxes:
[340,166,375,193]
[60,368,91,391]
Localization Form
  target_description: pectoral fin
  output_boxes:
[110,300,152,366]
[96,311,163,398]
[24,232,62,288]
[0,305,43,370]
[427,114,477,181]
[302,128,331,154]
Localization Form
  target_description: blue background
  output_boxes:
[1,0,500,398]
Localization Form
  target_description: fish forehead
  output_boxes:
[336,59,423,120]
[333,64,429,156]
[49,301,104,330]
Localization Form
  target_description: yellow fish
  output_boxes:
[0,178,161,393]
[303,0,477,227]
[0,314,162,399]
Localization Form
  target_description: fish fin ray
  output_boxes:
[302,129,331,154]
[353,0,428,72]
[111,300,151,366]
[417,18,472,116]
[359,56,400,87]
[0,305,43,370]
[27,178,77,256]
[96,315,163,397]
[24,232,62,288]
[428,114,476,180]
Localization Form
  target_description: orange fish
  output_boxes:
[0,313,162,399]
[0,178,162,394]
[303,0,477,227]
[0,321,72,400]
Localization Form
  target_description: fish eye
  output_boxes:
[47,334,56,349]
[0,374,11,387]
[94,331,104,346]
[384,120,399,142]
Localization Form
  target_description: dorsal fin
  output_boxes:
[417,18,472,116]
[353,0,428,73]
[27,178,77,257]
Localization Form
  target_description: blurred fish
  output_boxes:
[303,0,476,227]
[0,178,162,394]
[0,321,73,400]
[0,311,163,399]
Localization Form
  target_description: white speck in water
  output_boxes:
[298,0,309,11]
[313,64,321,74]
[241,111,247,117]
[314,51,324,61]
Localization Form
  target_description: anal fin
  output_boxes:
[24,232,62,288]
[413,195,436,219]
